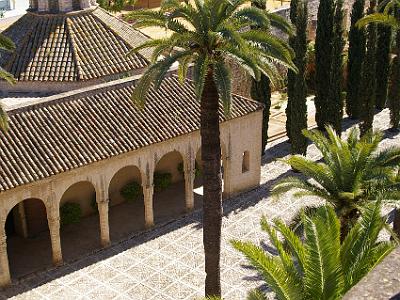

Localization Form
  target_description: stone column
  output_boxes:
[47,207,63,266]
[143,185,154,228]
[97,198,110,247]
[184,160,195,212]
[0,226,11,287]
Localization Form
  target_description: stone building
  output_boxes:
[0,0,264,287]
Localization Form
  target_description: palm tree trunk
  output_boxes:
[201,70,222,297]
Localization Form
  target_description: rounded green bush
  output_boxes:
[154,172,172,192]
[60,202,82,226]
[120,181,142,202]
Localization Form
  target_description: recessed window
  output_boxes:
[242,151,250,173]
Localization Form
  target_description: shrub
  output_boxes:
[120,181,142,202]
[154,172,172,192]
[177,162,202,178]
[60,202,82,226]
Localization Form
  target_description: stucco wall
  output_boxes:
[155,151,184,183]
[0,109,263,230]
[108,166,142,207]
[60,181,96,217]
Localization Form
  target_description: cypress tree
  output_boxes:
[286,0,308,154]
[375,0,392,110]
[389,55,400,130]
[314,0,335,131]
[346,0,366,119]
[359,0,377,135]
[388,6,400,131]
[329,0,345,132]
[251,0,271,154]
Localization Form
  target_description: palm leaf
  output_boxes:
[213,60,232,115]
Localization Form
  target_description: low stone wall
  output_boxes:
[343,246,400,299]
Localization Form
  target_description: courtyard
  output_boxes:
[1,109,398,300]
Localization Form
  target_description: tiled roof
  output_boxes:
[0,7,150,82]
[0,74,262,192]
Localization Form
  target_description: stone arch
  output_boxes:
[153,150,186,223]
[59,181,100,261]
[107,165,146,241]
[5,198,52,279]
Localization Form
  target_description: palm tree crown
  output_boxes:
[232,203,397,300]
[0,33,16,132]
[272,126,400,234]
[127,0,296,109]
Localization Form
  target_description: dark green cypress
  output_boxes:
[328,0,345,132]
[346,0,366,119]
[375,0,392,110]
[389,55,400,130]
[286,0,308,155]
[359,0,377,135]
[251,0,271,154]
[315,0,335,130]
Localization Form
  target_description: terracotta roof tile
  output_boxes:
[0,7,149,82]
[0,74,262,192]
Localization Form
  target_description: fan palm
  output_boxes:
[0,33,15,132]
[127,0,295,296]
[272,126,400,237]
[232,202,397,300]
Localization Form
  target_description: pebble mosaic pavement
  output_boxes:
[1,109,399,300]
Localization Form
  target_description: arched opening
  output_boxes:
[194,143,228,201]
[6,198,52,278]
[60,181,99,261]
[153,151,186,223]
[108,165,145,241]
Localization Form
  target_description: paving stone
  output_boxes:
[1,109,398,299]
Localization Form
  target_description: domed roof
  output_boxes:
[0,4,151,94]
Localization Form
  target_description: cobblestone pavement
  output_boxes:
[2,109,399,300]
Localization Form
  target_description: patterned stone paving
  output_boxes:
[2,109,399,300]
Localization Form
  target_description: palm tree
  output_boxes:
[0,33,16,132]
[127,0,295,296]
[232,202,397,300]
[272,126,400,237]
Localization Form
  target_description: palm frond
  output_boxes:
[356,13,399,29]
[246,289,268,300]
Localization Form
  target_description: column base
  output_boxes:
[101,240,111,248]
[145,222,154,229]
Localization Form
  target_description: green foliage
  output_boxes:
[0,33,15,132]
[389,55,400,129]
[375,0,392,110]
[120,181,142,201]
[97,0,136,12]
[127,0,296,111]
[232,203,397,300]
[154,172,172,192]
[272,126,400,236]
[346,0,366,119]
[315,0,343,132]
[177,162,201,178]
[286,0,308,155]
[250,0,272,156]
[60,202,82,226]
[329,0,345,132]
[359,1,378,135]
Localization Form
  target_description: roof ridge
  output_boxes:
[91,7,152,61]
[65,16,84,81]
[5,71,147,114]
